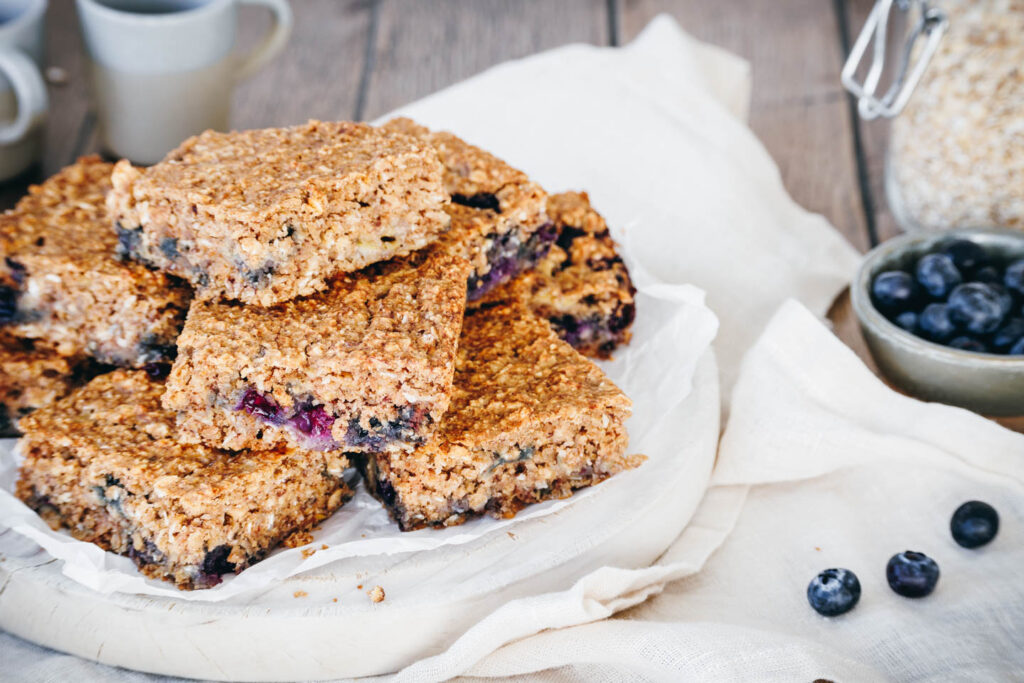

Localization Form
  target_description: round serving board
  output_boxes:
[0,353,720,681]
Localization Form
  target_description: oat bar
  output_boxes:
[478,192,636,358]
[0,157,192,367]
[360,302,641,530]
[0,331,104,437]
[15,370,352,590]
[162,246,471,453]
[109,121,450,305]
[381,118,554,300]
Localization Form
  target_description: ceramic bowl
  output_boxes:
[851,227,1024,416]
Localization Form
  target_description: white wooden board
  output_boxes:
[0,352,720,681]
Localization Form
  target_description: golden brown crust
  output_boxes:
[108,121,451,305]
[477,192,635,359]
[15,370,351,590]
[0,331,101,436]
[163,246,472,453]
[381,118,552,291]
[364,303,640,530]
[0,157,192,367]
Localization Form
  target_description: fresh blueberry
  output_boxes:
[1011,337,1024,355]
[894,310,918,333]
[992,317,1024,353]
[886,551,940,598]
[917,303,956,342]
[951,501,999,548]
[973,265,1001,285]
[1004,259,1024,297]
[942,239,987,274]
[872,271,918,313]
[947,283,1006,335]
[806,568,861,617]
[948,336,988,353]
[915,253,961,299]
[990,283,1015,318]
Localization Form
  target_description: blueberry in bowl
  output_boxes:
[851,227,1024,416]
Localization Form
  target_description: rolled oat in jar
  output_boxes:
[887,0,1024,231]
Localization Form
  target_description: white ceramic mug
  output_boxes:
[76,0,292,164]
[0,0,48,182]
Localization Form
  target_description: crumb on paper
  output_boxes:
[293,590,308,598]
[357,584,363,590]
[321,544,329,550]
[815,546,821,552]
[332,598,338,603]
[301,548,316,559]
[283,530,314,549]
[507,531,517,540]
[368,585,385,603]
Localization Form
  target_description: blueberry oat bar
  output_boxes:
[0,331,104,437]
[0,157,192,367]
[163,246,471,453]
[15,370,352,590]
[109,120,450,306]
[381,118,554,299]
[360,302,642,531]
[479,192,636,359]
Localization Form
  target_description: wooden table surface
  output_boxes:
[0,0,937,401]
[2,0,890,243]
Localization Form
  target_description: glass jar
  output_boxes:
[845,0,1024,232]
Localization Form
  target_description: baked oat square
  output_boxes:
[477,191,636,359]
[0,157,192,367]
[360,302,641,531]
[0,331,105,437]
[108,120,451,306]
[15,369,352,590]
[162,245,472,454]
[381,118,555,300]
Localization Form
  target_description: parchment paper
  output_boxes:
[0,243,719,602]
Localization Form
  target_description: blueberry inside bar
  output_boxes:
[15,370,352,590]
[162,246,471,453]
[0,331,106,437]
[108,121,451,306]
[0,157,192,367]
[475,192,636,359]
[359,302,642,531]
[381,118,553,300]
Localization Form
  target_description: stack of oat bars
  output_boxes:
[2,119,639,590]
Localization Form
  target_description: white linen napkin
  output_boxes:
[433,302,1024,681]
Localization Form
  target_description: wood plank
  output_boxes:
[0,0,92,210]
[361,0,610,121]
[75,0,373,157]
[232,0,372,128]
[617,0,872,252]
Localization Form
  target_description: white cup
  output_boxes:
[76,0,292,164]
[0,0,48,182]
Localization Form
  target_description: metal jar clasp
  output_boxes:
[841,0,949,120]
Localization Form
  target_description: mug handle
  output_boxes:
[234,0,293,82]
[0,49,47,145]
